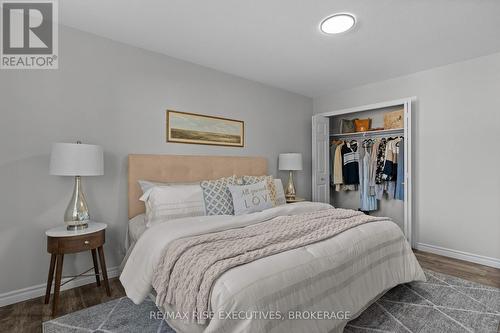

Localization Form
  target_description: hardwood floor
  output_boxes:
[414,249,500,288]
[0,251,498,333]
[0,278,125,333]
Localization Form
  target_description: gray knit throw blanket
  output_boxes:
[152,208,386,324]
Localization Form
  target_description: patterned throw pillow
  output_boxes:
[228,181,274,215]
[242,175,266,185]
[243,175,279,206]
[273,179,286,206]
[234,177,244,185]
[200,176,237,215]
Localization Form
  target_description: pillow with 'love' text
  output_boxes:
[227,181,274,215]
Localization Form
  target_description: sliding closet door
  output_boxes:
[312,115,329,203]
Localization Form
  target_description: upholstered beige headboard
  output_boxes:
[128,154,268,219]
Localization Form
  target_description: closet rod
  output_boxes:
[330,128,404,140]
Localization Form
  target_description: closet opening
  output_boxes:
[312,98,413,245]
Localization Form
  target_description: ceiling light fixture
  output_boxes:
[320,13,356,34]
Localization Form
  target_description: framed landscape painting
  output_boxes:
[166,110,244,147]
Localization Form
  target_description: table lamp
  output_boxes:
[278,153,302,200]
[50,142,103,230]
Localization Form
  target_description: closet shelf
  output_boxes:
[330,128,404,139]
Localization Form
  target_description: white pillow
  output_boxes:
[228,181,274,215]
[140,184,205,227]
[138,180,166,194]
[274,179,286,206]
[138,180,199,194]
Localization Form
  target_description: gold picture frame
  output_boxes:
[166,110,244,147]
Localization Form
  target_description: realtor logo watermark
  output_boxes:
[1,0,58,69]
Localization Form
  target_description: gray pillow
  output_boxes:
[228,181,274,215]
[200,176,236,215]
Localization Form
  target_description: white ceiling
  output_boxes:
[60,0,500,97]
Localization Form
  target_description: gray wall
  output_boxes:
[314,52,500,261]
[0,27,313,295]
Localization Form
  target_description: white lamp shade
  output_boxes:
[279,153,302,171]
[50,143,104,176]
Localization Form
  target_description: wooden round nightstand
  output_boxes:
[44,222,111,317]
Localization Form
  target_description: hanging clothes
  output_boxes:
[333,142,344,191]
[330,140,343,186]
[358,141,365,190]
[382,137,401,181]
[379,137,401,199]
[395,138,405,200]
[375,138,387,184]
[368,139,380,196]
[330,141,336,185]
[392,138,401,181]
[330,134,404,203]
[360,140,377,211]
[341,141,360,185]
[387,180,396,199]
[382,139,395,180]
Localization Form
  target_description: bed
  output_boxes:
[120,154,425,333]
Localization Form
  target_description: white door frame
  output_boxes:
[312,97,416,246]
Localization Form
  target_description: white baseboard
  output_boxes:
[416,243,500,269]
[0,266,120,308]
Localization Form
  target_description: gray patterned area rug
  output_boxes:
[43,270,499,333]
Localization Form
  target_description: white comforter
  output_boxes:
[120,202,425,333]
